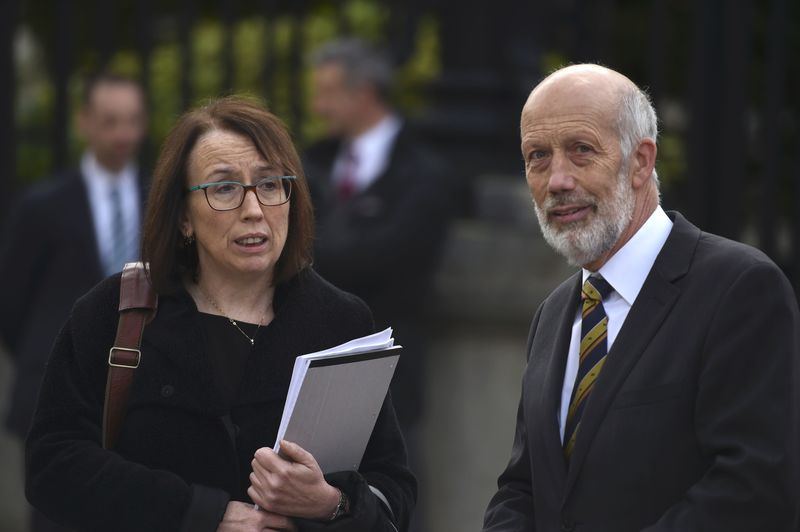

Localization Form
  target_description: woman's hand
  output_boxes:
[216,501,296,531]
[248,440,341,521]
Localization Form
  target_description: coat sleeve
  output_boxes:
[25,303,229,532]
[482,306,543,532]
[295,393,416,532]
[293,293,417,532]
[643,261,800,531]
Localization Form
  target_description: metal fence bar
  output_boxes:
[179,0,195,111]
[136,0,154,170]
[221,0,236,95]
[52,0,74,174]
[686,0,720,232]
[715,0,753,241]
[646,0,669,106]
[758,0,788,261]
[261,6,276,107]
[793,134,800,294]
[0,0,18,210]
[94,0,116,70]
[287,9,305,143]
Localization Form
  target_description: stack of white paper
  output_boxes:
[274,327,401,472]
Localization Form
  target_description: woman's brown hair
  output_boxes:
[141,96,314,293]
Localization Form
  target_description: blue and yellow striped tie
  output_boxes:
[564,276,614,460]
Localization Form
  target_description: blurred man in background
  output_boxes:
[305,38,452,531]
[0,73,148,532]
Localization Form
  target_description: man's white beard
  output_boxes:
[533,166,635,268]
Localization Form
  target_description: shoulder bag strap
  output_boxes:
[102,261,158,449]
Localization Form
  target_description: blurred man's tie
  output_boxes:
[108,184,135,275]
[336,144,358,203]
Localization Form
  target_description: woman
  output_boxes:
[25,96,415,532]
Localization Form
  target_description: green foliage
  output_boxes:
[14,0,442,184]
[657,133,687,189]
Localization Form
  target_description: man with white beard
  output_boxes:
[483,64,800,532]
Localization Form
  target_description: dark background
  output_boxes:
[2,0,799,290]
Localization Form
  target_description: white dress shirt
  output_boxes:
[558,206,673,441]
[332,114,402,194]
[81,152,141,275]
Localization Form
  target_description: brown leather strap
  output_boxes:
[102,262,157,449]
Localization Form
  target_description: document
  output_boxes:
[274,327,402,473]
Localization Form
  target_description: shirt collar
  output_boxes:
[583,205,673,305]
[81,151,138,187]
[350,114,402,159]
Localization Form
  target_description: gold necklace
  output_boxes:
[198,288,265,346]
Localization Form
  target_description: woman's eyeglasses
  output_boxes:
[187,176,296,211]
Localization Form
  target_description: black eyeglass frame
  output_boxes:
[187,176,296,211]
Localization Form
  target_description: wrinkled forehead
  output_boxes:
[521,75,621,134]
[522,93,616,136]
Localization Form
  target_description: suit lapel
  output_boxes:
[564,212,698,494]
[531,274,582,495]
[67,171,105,278]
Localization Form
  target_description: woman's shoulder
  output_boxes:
[292,268,371,311]
[52,274,124,366]
[72,273,123,315]
[283,268,374,328]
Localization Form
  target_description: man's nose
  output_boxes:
[547,152,576,193]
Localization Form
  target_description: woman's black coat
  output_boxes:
[25,268,415,531]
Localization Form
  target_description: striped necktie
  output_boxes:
[564,276,614,460]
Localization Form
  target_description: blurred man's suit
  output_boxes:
[0,167,147,440]
[483,211,800,531]
[1,168,146,532]
[0,73,148,532]
[305,121,451,433]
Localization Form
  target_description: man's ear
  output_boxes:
[631,138,657,189]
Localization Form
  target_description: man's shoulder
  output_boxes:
[18,169,84,203]
[304,137,340,164]
[659,212,792,303]
[278,268,375,339]
[297,268,370,311]
[390,122,440,162]
[72,274,120,314]
[668,212,779,276]
[541,271,582,310]
[4,170,84,225]
[692,231,791,296]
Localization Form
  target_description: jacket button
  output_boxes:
[561,517,576,531]
[160,384,175,398]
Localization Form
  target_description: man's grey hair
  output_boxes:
[310,38,394,103]
[616,86,659,184]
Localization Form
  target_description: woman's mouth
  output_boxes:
[235,236,267,247]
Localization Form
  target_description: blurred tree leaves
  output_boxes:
[14,0,441,183]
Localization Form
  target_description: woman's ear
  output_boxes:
[180,212,193,239]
